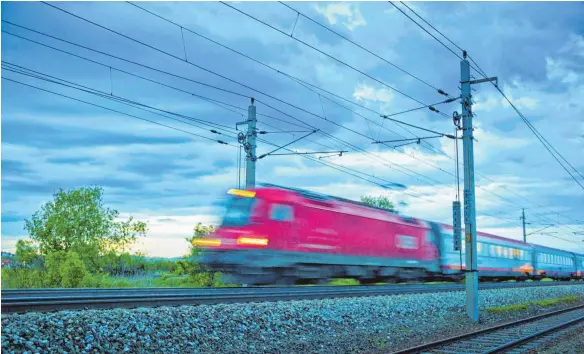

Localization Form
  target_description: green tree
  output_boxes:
[15,239,38,265]
[182,222,219,286]
[60,252,87,288]
[186,222,217,255]
[24,186,148,269]
[360,195,396,212]
[44,251,68,286]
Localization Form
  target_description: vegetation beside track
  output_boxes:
[487,295,581,314]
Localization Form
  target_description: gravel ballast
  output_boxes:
[2,284,584,354]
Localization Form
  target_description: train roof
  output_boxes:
[437,223,530,247]
[528,243,579,255]
[258,183,415,216]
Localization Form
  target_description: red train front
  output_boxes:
[195,184,441,285]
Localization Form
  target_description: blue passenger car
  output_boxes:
[573,253,584,280]
[435,224,534,280]
[530,244,576,280]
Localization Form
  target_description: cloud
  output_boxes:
[500,90,539,110]
[315,3,366,31]
[2,1,584,258]
[546,57,580,84]
[352,83,394,103]
[473,95,500,112]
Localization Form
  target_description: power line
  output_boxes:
[257,137,451,207]
[6,9,451,147]
[388,1,463,61]
[125,1,456,148]
[0,27,345,153]
[389,1,584,192]
[1,24,429,189]
[2,76,238,147]
[277,1,451,97]
[4,16,459,193]
[2,62,241,140]
[15,7,580,230]
[388,1,584,231]
[3,24,454,196]
[126,0,458,155]
[281,70,457,158]
[219,1,451,112]
[494,86,584,190]
[398,1,464,54]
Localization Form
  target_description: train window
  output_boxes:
[221,197,258,227]
[477,243,483,255]
[489,245,495,257]
[270,204,294,222]
[513,249,519,260]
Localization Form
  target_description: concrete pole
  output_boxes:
[461,53,479,322]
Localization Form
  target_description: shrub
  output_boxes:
[60,252,87,288]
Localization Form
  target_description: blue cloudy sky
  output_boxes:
[2,1,583,257]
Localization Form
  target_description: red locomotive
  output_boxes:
[195,184,584,285]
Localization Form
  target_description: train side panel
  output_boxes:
[435,224,534,279]
[531,244,576,279]
[574,253,584,280]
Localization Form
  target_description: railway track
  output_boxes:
[393,304,584,354]
[2,281,582,314]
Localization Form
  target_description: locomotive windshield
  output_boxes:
[221,195,257,227]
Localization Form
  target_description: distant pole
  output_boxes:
[521,208,527,242]
[461,52,479,322]
[246,98,257,189]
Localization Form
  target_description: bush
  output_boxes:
[60,252,87,288]
[2,268,46,288]
[45,251,68,287]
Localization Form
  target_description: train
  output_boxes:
[194,184,584,285]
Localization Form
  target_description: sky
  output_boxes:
[2,1,583,258]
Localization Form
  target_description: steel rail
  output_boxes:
[2,281,583,314]
[392,304,584,354]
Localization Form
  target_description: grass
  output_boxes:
[487,295,581,314]
[328,278,360,286]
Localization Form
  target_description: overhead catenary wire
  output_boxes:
[2,62,240,139]
[214,0,460,156]
[3,18,455,179]
[389,2,584,234]
[8,9,580,232]
[2,17,459,193]
[389,0,584,192]
[3,13,451,145]
[2,76,238,147]
[398,1,465,54]
[277,1,452,97]
[218,1,451,112]
[1,27,340,152]
[126,0,452,159]
[125,1,456,145]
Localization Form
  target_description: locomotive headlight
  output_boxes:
[237,237,269,246]
[192,239,222,247]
